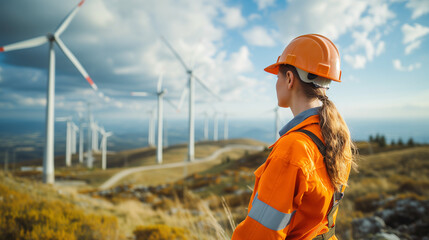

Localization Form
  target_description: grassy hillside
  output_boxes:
[3,140,428,239]
[12,138,266,187]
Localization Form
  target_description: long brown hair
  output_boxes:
[279,64,357,191]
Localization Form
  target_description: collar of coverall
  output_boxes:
[278,107,320,137]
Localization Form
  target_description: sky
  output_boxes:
[0,0,429,127]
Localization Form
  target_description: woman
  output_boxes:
[231,34,356,240]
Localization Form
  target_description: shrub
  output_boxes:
[0,183,118,240]
[133,224,188,240]
[354,192,383,212]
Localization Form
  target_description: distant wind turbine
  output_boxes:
[99,127,112,170]
[223,113,229,140]
[71,122,78,154]
[92,121,100,152]
[203,111,210,141]
[87,103,94,168]
[56,116,73,167]
[131,73,178,164]
[79,121,86,164]
[213,111,219,141]
[148,109,156,147]
[0,0,97,183]
[160,36,221,161]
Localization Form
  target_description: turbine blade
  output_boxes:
[131,92,154,97]
[55,0,86,37]
[55,37,98,90]
[160,35,190,71]
[194,75,222,101]
[157,72,164,93]
[0,36,48,52]
[178,87,188,111]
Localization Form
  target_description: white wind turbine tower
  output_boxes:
[223,113,229,140]
[99,127,112,170]
[56,116,73,167]
[92,121,100,152]
[71,122,78,154]
[213,111,219,141]
[203,111,210,141]
[160,36,221,161]
[78,120,86,164]
[147,108,156,147]
[0,0,97,183]
[131,73,177,164]
[87,103,94,168]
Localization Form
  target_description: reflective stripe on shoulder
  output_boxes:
[248,192,296,231]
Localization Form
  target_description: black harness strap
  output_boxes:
[295,129,343,240]
[296,129,326,157]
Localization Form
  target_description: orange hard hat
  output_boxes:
[264,34,341,82]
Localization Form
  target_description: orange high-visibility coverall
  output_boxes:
[232,114,350,240]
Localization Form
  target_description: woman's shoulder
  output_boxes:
[271,130,320,169]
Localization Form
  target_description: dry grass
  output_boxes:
[118,148,254,187]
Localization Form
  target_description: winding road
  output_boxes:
[98,144,265,190]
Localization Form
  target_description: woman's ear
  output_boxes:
[286,70,294,90]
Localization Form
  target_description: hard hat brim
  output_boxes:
[264,62,281,75]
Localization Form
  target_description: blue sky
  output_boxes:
[0,0,428,127]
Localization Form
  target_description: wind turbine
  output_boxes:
[0,0,97,183]
[56,116,73,167]
[71,122,78,154]
[148,109,156,147]
[223,113,229,140]
[213,111,219,141]
[99,127,112,170]
[78,120,86,164]
[131,73,177,164]
[160,36,221,161]
[203,111,210,141]
[87,103,94,168]
[92,121,100,152]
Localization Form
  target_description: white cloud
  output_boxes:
[274,0,395,69]
[402,23,429,44]
[82,0,115,27]
[392,59,421,71]
[242,26,276,47]
[248,13,262,21]
[375,41,385,56]
[254,0,276,10]
[406,0,429,19]
[405,40,421,54]
[14,95,46,106]
[227,46,253,73]
[401,23,429,54]
[344,54,367,69]
[220,6,246,29]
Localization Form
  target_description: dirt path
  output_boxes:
[98,144,264,190]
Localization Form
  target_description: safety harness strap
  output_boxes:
[296,129,344,240]
[296,129,326,157]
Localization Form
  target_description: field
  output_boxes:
[1,140,428,239]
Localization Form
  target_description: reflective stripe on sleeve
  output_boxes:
[248,192,296,231]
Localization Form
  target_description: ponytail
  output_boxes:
[279,65,357,191]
